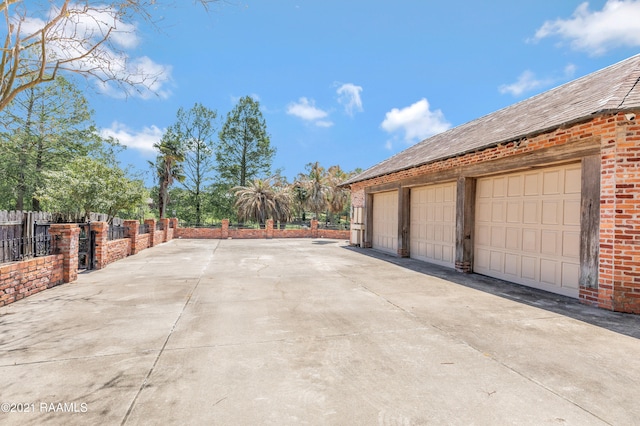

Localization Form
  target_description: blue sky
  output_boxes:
[83,0,640,184]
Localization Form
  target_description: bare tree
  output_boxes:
[0,0,219,111]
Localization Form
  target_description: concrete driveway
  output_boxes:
[1,238,639,425]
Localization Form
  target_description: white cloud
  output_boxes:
[336,83,363,116]
[100,122,164,155]
[287,97,333,127]
[499,70,549,96]
[533,0,640,55]
[381,98,450,144]
[315,120,334,128]
[287,97,328,120]
[17,4,172,99]
[499,63,577,96]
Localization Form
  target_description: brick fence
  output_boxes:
[175,219,350,240]
[1,218,348,308]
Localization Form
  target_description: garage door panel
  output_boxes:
[563,231,580,258]
[491,226,505,248]
[564,200,580,225]
[490,251,503,272]
[523,201,539,223]
[543,170,562,194]
[505,228,520,250]
[475,164,581,298]
[372,191,398,254]
[521,256,537,280]
[524,174,539,196]
[540,259,558,285]
[505,253,518,276]
[476,248,490,269]
[542,201,560,225]
[491,201,504,222]
[507,176,521,197]
[476,225,490,245]
[506,201,520,223]
[410,182,456,268]
[562,263,580,289]
[565,168,581,193]
[522,229,538,252]
[541,230,559,255]
[493,177,506,197]
[477,201,491,222]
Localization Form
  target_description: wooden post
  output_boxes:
[455,177,476,273]
[397,187,410,257]
[580,155,601,289]
[363,193,374,248]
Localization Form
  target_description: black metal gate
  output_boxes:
[78,223,96,270]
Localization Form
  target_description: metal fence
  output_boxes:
[139,224,150,234]
[0,233,52,264]
[108,225,126,241]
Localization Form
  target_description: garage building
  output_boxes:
[342,54,640,314]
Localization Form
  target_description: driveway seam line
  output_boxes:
[120,240,219,425]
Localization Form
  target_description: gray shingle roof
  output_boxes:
[344,54,640,186]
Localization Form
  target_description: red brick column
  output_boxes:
[169,218,178,240]
[144,219,156,247]
[222,219,229,239]
[91,222,109,270]
[599,112,640,313]
[161,218,170,242]
[49,224,80,283]
[266,219,274,239]
[124,220,140,255]
[311,219,318,238]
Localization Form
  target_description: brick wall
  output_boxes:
[348,110,640,314]
[134,234,150,254]
[105,238,131,266]
[175,227,223,239]
[153,230,164,246]
[351,189,365,209]
[0,255,63,307]
[175,220,349,240]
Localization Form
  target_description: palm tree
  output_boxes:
[233,177,292,226]
[152,129,185,219]
[303,161,328,220]
[292,173,309,221]
[326,165,349,222]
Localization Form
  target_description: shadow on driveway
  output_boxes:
[343,245,640,340]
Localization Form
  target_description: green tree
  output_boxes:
[35,158,147,222]
[0,76,111,211]
[216,96,275,187]
[171,103,218,225]
[152,129,185,219]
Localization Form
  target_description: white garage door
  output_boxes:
[474,164,581,298]
[372,191,398,255]
[410,182,456,267]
